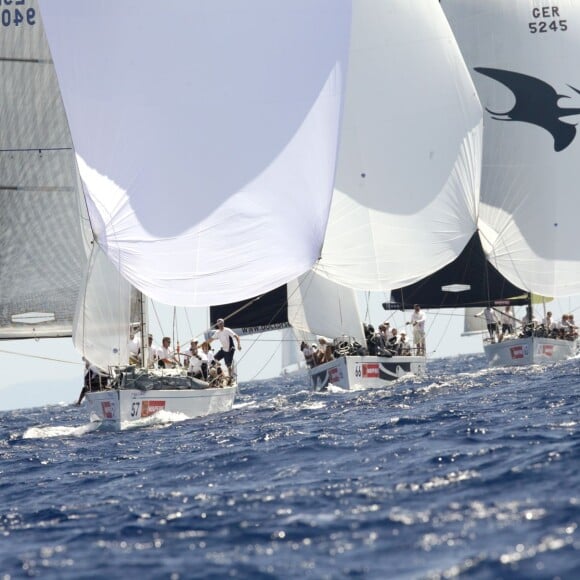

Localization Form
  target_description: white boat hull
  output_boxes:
[85,386,236,430]
[484,337,577,367]
[309,355,426,391]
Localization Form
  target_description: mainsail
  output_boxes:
[0,0,90,340]
[438,0,580,299]
[38,0,352,307]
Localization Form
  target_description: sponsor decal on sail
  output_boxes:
[141,400,166,417]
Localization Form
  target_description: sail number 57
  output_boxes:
[0,0,35,27]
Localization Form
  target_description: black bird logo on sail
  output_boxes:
[474,67,580,152]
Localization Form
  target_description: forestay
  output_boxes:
[315,0,483,290]
[442,0,580,297]
[0,0,89,339]
[38,0,351,307]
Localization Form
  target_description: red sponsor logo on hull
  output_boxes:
[510,346,524,360]
[101,401,113,419]
[542,344,554,356]
[141,400,166,417]
[329,367,341,384]
[362,363,380,378]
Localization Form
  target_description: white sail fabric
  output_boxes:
[315,0,482,291]
[443,0,580,297]
[38,0,351,307]
[280,327,308,376]
[0,0,89,339]
[462,307,488,337]
[73,245,132,370]
[287,271,365,345]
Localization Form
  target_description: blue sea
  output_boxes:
[1,354,579,579]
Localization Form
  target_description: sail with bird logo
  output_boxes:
[392,0,580,366]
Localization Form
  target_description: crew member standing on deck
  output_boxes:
[407,304,426,356]
[210,318,241,383]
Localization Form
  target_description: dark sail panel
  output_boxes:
[209,285,289,335]
[388,233,528,310]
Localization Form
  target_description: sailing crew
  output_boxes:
[201,340,215,368]
[398,332,411,356]
[501,305,515,336]
[542,311,555,332]
[476,306,500,342]
[77,358,109,405]
[315,337,334,364]
[187,340,208,379]
[364,323,377,355]
[386,328,399,356]
[157,336,177,368]
[181,339,199,368]
[407,304,426,356]
[521,306,539,334]
[128,329,141,365]
[301,341,316,368]
[210,318,241,382]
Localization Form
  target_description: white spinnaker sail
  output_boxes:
[73,245,132,370]
[0,0,89,339]
[442,0,580,297]
[315,0,483,290]
[287,271,366,345]
[38,0,351,307]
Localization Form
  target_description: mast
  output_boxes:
[138,291,148,369]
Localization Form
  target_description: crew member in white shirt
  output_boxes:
[210,318,241,381]
[476,306,500,341]
[157,336,177,368]
[407,304,426,356]
[187,341,208,379]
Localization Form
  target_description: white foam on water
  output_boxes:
[23,421,100,439]
[120,409,190,430]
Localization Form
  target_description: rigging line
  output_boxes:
[0,348,80,365]
[0,146,72,152]
[0,56,52,64]
[150,301,164,337]
[428,307,457,356]
[209,293,269,332]
[183,307,194,341]
[248,336,283,382]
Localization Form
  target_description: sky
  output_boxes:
[2,293,579,412]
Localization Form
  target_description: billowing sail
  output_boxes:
[0,0,89,339]
[38,0,351,307]
[442,0,580,297]
[314,0,483,290]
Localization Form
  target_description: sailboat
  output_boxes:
[2,1,353,427]
[213,1,484,390]
[390,1,580,368]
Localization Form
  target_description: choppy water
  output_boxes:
[1,354,579,579]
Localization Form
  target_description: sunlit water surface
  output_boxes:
[1,354,579,579]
